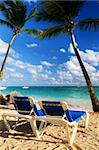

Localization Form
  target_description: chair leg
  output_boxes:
[39,121,47,132]
[29,118,44,138]
[2,115,11,132]
[70,122,78,145]
[85,112,89,129]
[65,123,70,143]
[12,118,20,129]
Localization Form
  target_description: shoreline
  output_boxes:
[0,90,93,112]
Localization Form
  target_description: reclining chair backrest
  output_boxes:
[41,101,66,116]
[13,96,33,115]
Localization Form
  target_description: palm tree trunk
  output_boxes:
[0,34,16,76]
[71,32,99,112]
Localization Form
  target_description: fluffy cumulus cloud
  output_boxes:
[80,49,99,67]
[57,43,99,86]
[7,57,43,75]
[68,42,78,54]
[0,38,21,59]
[6,67,16,72]
[27,64,43,74]
[68,42,99,67]
[11,72,24,78]
[40,61,54,67]
[60,48,66,53]
[26,43,38,48]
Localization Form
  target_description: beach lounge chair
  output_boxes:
[41,101,89,125]
[30,100,89,145]
[2,96,45,137]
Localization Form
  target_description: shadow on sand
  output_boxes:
[0,120,83,150]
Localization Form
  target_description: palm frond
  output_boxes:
[0,0,27,28]
[36,1,67,23]
[78,18,99,31]
[22,28,43,37]
[67,1,85,19]
[37,24,66,39]
[0,19,14,29]
[26,7,37,22]
[36,0,85,23]
[14,0,27,26]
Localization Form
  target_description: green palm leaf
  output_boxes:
[0,19,14,29]
[78,18,99,31]
[0,0,27,29]
[36,0,85,23]
[38,24,66,39]
[22,28,42,37]
[26,7,37,22]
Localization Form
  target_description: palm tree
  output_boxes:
[34,0,99,111]
[0,0,41,79]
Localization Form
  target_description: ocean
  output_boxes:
[0,86,99,111]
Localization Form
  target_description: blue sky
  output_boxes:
[0,0,99,86]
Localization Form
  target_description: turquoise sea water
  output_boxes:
[0,86,99,110]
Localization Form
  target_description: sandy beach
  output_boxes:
[0,107,98,150]
[0,0,99,149]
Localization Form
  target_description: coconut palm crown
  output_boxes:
[34,0,99,111]
[0,0,41,78]
[36,1,99,37]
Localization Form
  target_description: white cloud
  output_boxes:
[10,49,21,59]
[58,48,99,86]
[0,54,44,79]
[45,70,52,75]
[40,74,49,80]
[0,38,9,54]
[6,67,15,72]
[27,64,43,74]
[11,72,24,78]
[0,38,21,59]
[40,61,54,67]
[48,77,59,84]
[6,56,43,75]
[2,79,6,82]
[80,49,99,67]
[26,43,38,48]
[68,42,99,67]
[68,42,78,54]
[15,60,26,69]
[60,48,66,53]
[68,43,74,54]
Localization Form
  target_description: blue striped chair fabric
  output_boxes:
[65,110,86,122]
[42,101,64,116]
[14,96,33,115]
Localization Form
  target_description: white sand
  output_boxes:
[0,108,98,150]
